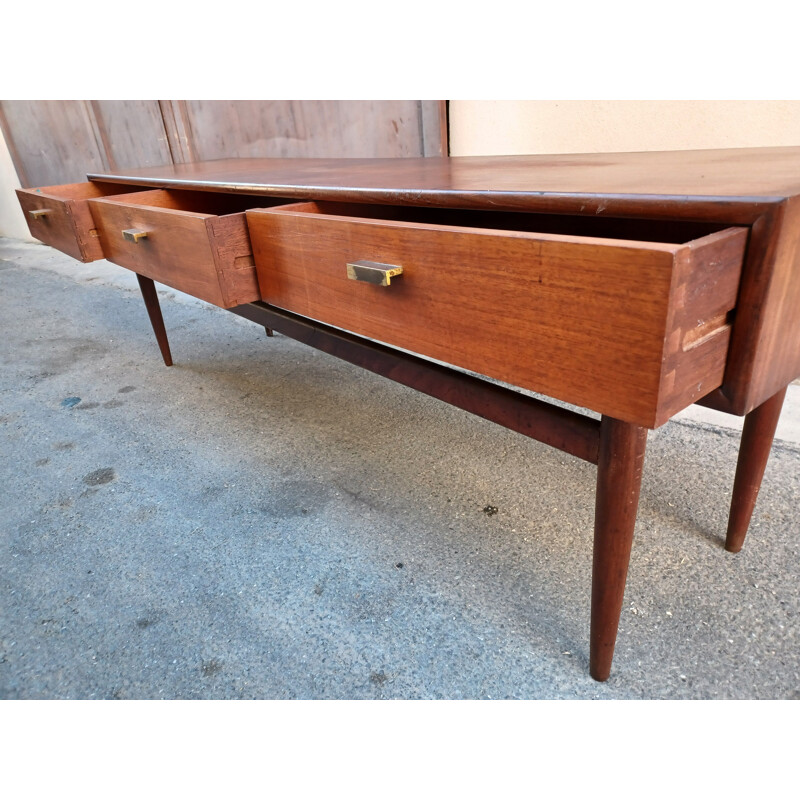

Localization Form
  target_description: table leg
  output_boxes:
[590,416,648,682]
[136,274,173,367]
[725,386,788,553]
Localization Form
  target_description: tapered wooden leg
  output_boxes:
[136,274,173,367]
[725,386,787,553]
[265,327,274,337]
[590,416,648,682]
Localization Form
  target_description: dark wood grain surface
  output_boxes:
[16,146,800,681]
[725,387,788,553]
[88,147,800,221]
[247,202,746,428]
[61,147,800,415]
[591,416,648,681]
[88,189,229,306]
[15,181,142,262]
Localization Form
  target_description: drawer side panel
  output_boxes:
[657,227,748,425]
[207,214,260,307]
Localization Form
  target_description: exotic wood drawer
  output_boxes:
[247,202,749,428]
[13,150,800,683]
[88,189,290,308]
[16,181,141,262]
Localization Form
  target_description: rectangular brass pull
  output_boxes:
[346,260,403,287]
[123,229,149,243]
[29,208,52,219]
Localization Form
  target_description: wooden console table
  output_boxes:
[16,148,800,681]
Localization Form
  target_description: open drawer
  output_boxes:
[88,189,290,308]
[247,202,749,428]
[16,181,142,262]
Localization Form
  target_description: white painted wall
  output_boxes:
[0,127,32,240]
[449,100,800,156]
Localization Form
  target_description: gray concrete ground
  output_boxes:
[1,237,798,700]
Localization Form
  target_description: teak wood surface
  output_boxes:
[14,148,800,682]
[16,182,140,262]
[87,148,800,209]
[247,201,746,428]
[89,148,800,417]
[87,189,290,308]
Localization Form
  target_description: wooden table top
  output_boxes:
[88,147,800,220]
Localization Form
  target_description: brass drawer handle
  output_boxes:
[346,260,403,287]
[123,229,149,243]
[29,208,53,220]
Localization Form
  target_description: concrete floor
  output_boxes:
[1,237,798,700]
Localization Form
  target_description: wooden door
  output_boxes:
[0,101,172,188]
[0,101,447,188]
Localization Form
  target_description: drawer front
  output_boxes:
[248,203,747,428]
[16,182,138,262]
[88,190,262,308]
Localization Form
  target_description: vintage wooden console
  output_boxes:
[16,148,800,681]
